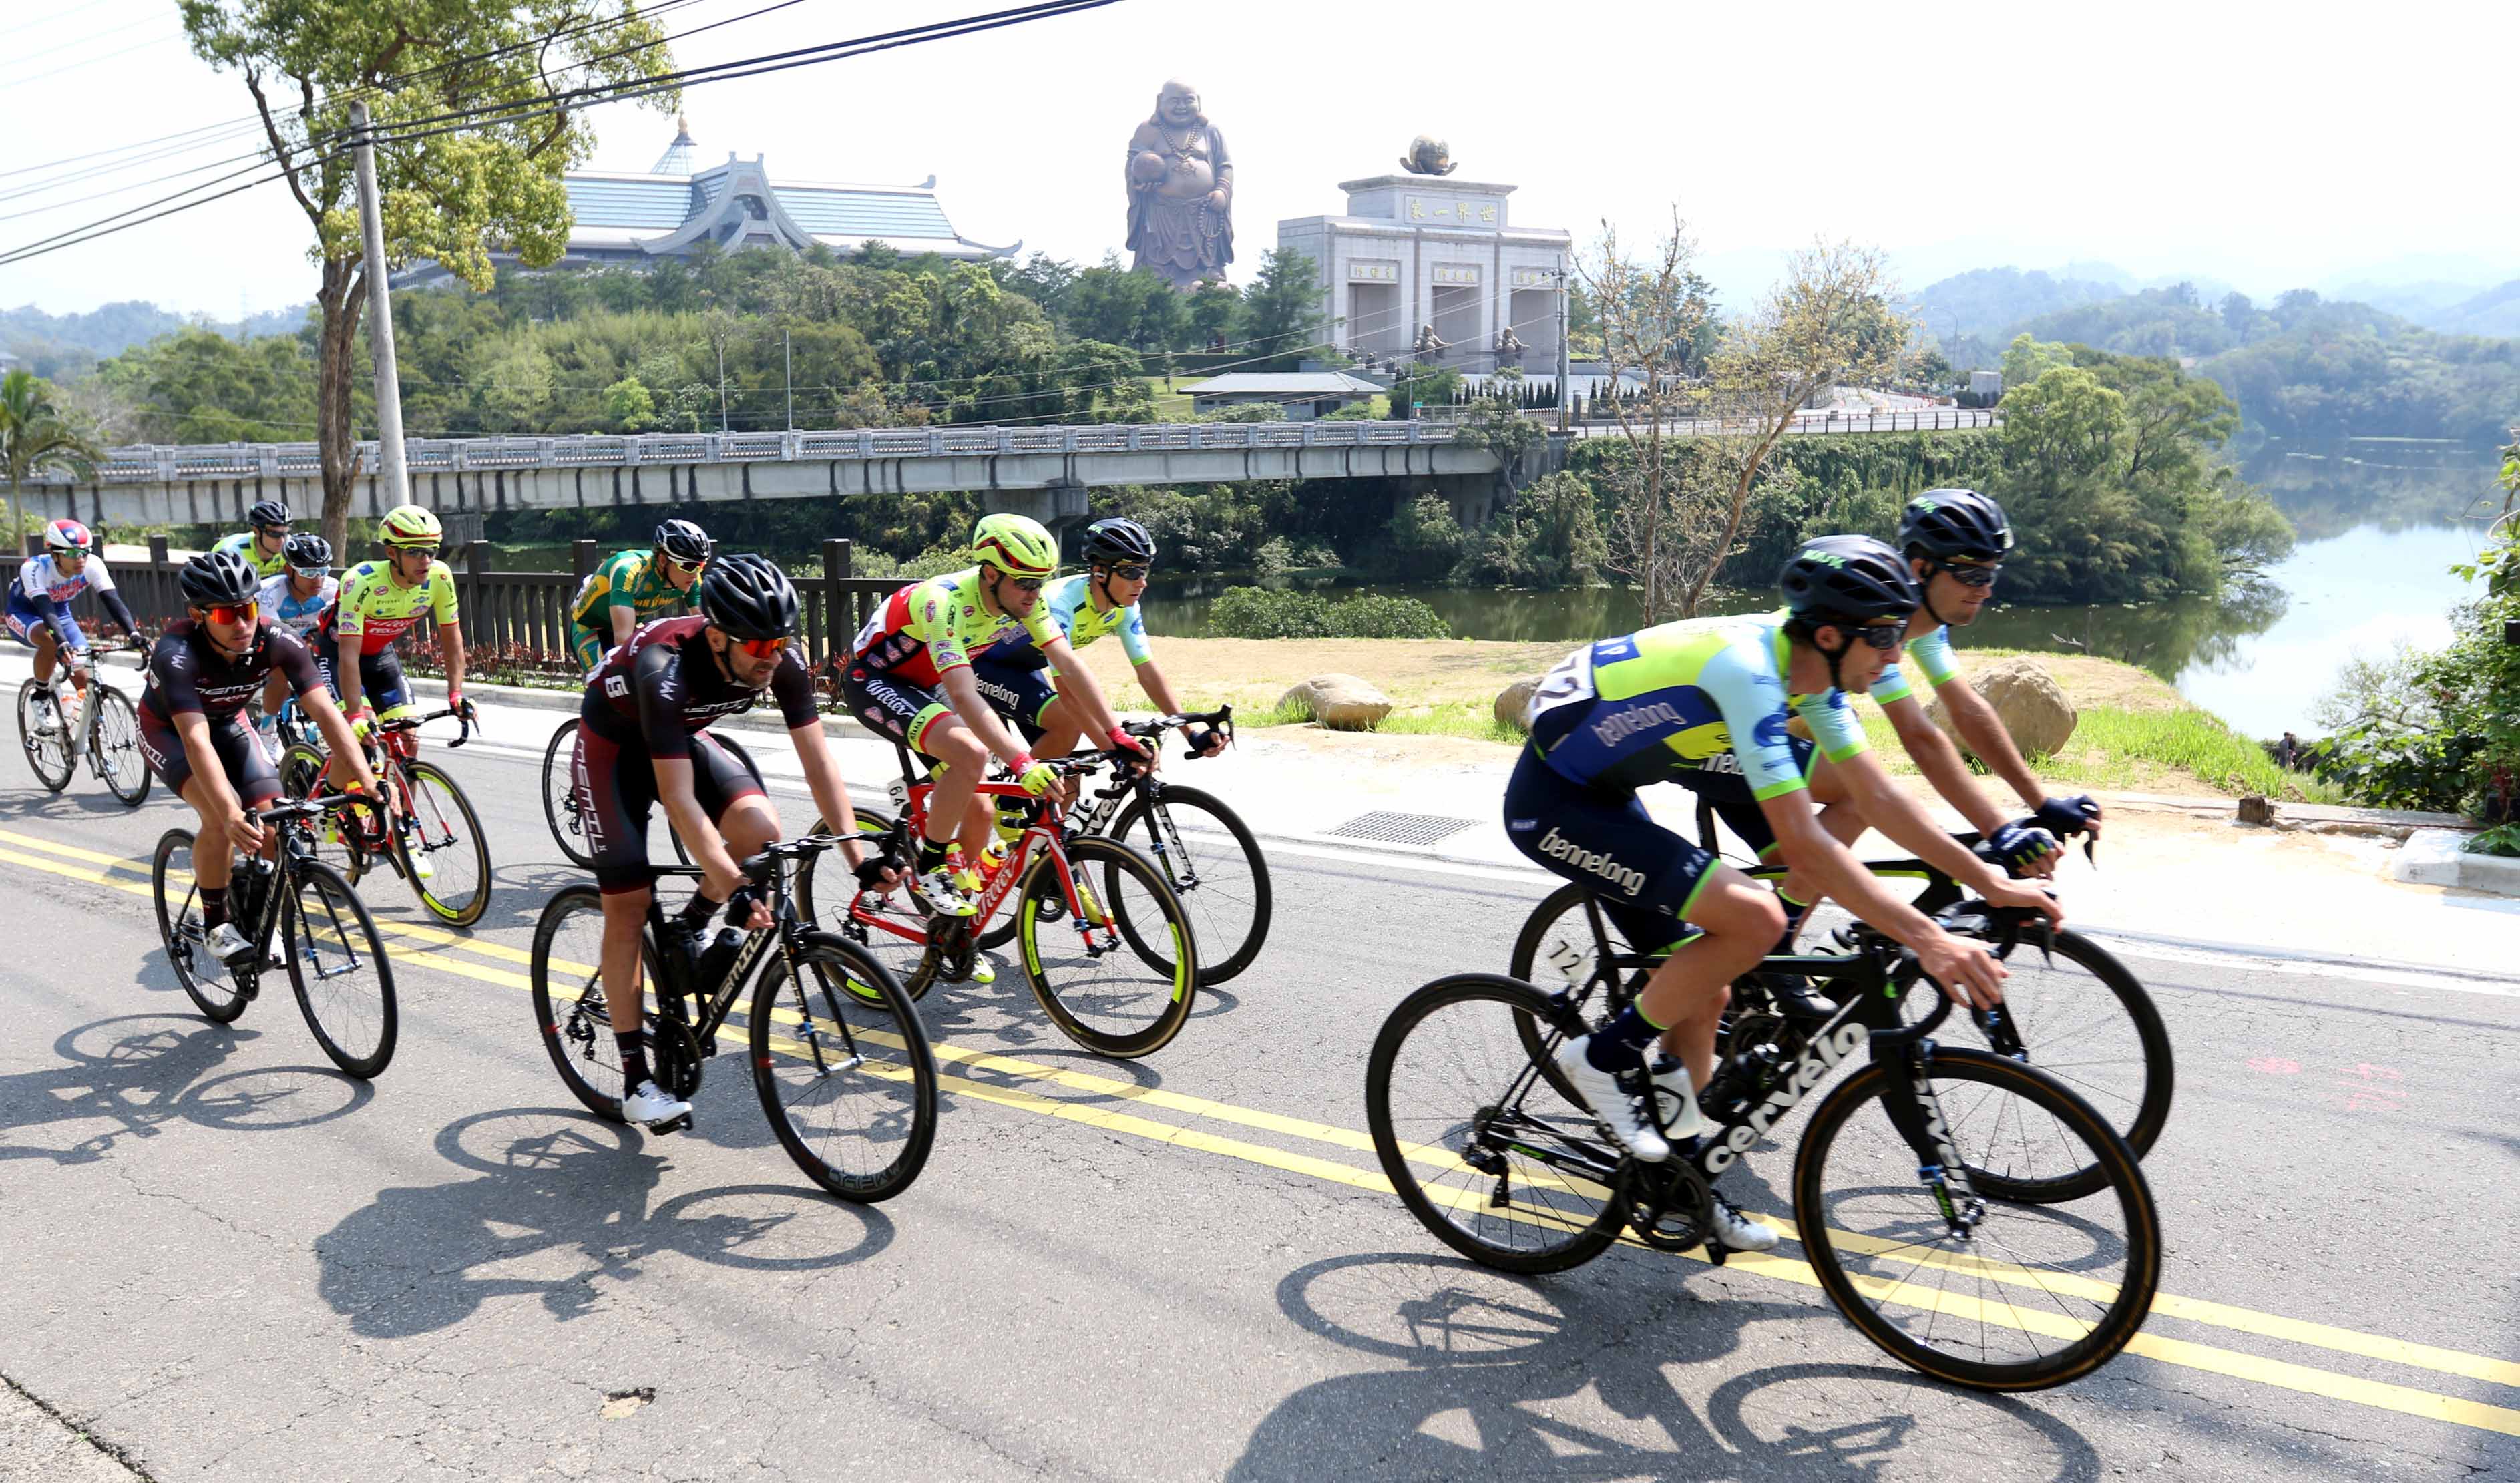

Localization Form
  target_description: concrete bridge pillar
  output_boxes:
[982,480,1090,540]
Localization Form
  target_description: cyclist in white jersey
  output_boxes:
[251,532,341,757]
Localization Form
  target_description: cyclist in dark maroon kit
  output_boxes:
[572,554,897,1126]
[136,550,377,965]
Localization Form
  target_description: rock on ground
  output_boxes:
[1926,655,2077,758]
[1281,673,1394,731]
[1494,678,1538,732]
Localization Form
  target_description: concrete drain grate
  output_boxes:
[1323,810,1482,847]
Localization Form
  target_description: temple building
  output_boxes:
[393,116,1018,288]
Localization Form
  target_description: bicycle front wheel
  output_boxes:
[1018,836,1196,1058]
[282,859,399,1079]
[395,761,492,926]
[278,743,365,884]
[18,680,72,792]
[800,809,941,1000]
[1794,1047,2161,1392]
[530,886,667,1122]
[152,828,246,1024]
[1366,973,1625,1275]
[541,718,598,869]
[89,684,150,806]
[749,932,938,1202]
[1108,784,1271,986]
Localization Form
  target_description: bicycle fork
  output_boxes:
[1875,1042,1986,1240]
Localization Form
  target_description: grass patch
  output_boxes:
[1245,697,1521,743]
[1857,705,2339,802]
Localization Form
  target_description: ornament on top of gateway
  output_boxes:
[1398,135,1458,176]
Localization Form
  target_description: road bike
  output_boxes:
[17,642,149,807]
[540,715,761,870]
[150,790,398,1079]
[969,706,1271,987]
[1510,833,2172,1184]
[277,706,491,926]
[798,749,1201,1060]
[1366,903,2161,1392]
[528,836,939,1201]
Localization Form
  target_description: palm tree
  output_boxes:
[0,369,101,556]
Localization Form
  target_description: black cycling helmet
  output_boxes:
[247,499,290,530]
[1082,517,1157,568]
[654,519,712,564]
[1779,535,1922,625]
[282,532,333,570]
[1898,488,2013,563]
[180,549,261,608]
[696,553,799,641]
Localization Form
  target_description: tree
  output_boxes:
[180,0,677,548]
[1578,209,1714,619]
[2000,332,2075,392]
[1241,246,1327,370]
[600,375,659,432]
[2219,290,2257,342]
[0,371,101,554]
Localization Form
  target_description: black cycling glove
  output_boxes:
[2034,794,2102,837]
[1986,820,2062,876]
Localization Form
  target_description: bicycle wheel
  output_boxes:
[1366,973,1626,1275]
[540,718,597,869]
[1016,835,1197,1058]
[88,684,150,806]
[1794,1046,2161,1392]
[18,680,72,793]
[1506,883,1637,1105]
[799,809,943,1000]
[395,761,492,926]
[278,743,367,885]
[1108,784,1272,986]
[530,886,668,1121]
[282,859,399,1079]
[749,931,939,1202]
[152,828,247,1024]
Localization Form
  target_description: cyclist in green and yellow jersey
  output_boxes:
[210,499,294,580]
[314,505,473,732]
[568,519,712,671]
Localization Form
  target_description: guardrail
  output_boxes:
[1564,407,1998,436]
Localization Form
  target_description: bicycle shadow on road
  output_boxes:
[312,1106,894,1339]
[0,783,154,823]
[0,1012,372,1167]
[1224,1251,2102,1482]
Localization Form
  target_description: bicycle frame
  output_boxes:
[849,775,1094,950]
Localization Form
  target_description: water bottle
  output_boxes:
[692,925,747,990]
[1696,1041,1784,1124]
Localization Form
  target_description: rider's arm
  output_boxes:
[24,590,78,647]
[1037,633,1130,745]
[765,651,867,863]
[172,710,252,823]
[610,604,640,648]
[89,562,136,635]
[1878,690,2009,835]
[276,632,377,792]
[1132,657,1187,716]
[1934,674,2048,813]
[331,582,369,716]
[657,755,747,901]
[1819,745,2061,926]
[429,564,466,704]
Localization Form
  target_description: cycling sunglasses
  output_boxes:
[1938,561,2003,588]
[392,543,441,559]
[1852,622,1906,650]
[665,556,706,575]
[1106,564,1151,582]
[290,564,330,580]
[198,600,259,626]
[732,634,791,658]
[1006,576,1047,593]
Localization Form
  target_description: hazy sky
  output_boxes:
[6,0,2516,318]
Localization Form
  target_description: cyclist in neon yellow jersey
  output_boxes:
[569,519,710,671]
[1507,535,2059,1243]
[211,500,294,580]
[315,505,473,732]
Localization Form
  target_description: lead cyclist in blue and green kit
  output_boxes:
[1505,535,2061,1249]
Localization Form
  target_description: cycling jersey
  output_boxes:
[977,572,1152,666]
[571,548,687,633]
[256,572,339,642]
[849,566,1058,686]
[6,554,133,651]
[581,614,819,759]
[1866,625,1962,706]
[140,618,322,726]
[15,552,118,607]
[211,530,292,579]
[324,558,458,656]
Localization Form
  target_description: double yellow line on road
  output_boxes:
[5,821,2518,1440]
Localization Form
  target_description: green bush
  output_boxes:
[1324,593,1450,638]
[1205,586,1449,639]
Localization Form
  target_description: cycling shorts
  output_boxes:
[136,708,280,807]
[310,632,414,721]
[1502,745,1719,954]
[968,652,1056,744]
[1669,732,1816,860]
[3,594,86,654]
[837,662,956,754]
[571,625,612,676]
[570,722,765,895]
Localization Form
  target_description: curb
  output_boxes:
[2392,829,2520,896]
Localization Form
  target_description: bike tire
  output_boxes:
[748,931,939,1203]
[18,680,73,793]
[801,809,944,1001]
[530,885,667,1122]
[1506,883,1631,1106]
[282,859,399,1079]
[278,742,366,885]
[395,760,493,927]
[89,684,150,806]
[540,718,597,869]
[1794,1047,2161,1392]
[1365,972,1627,1275]
[1958,928,2173,1196]
[152,828,248,1024]
[1017,835,1196,1058]
[1108,784,1272,986]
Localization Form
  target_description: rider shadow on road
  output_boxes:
[0,783,150,821]
[1224,1251,2103,1483]
[312,1106,894,1340]
[0,1012,372,1167]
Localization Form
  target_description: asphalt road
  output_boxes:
[1,708,2516,1482]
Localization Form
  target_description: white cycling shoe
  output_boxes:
[1710,1194,1781,1253]
[1555,1036,1669,1164]
[207,922,256,966]
[622,1080,692,1126]
[1644,1052,1709,1142]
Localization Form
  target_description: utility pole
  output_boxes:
[350,101,409,509]
[1554,260,1572,433]
[716,338,730,432]
[783,325,793,431]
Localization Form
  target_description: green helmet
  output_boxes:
[380,504,443,547]
[969,513,1058,578]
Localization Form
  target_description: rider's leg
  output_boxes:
[917,714,989,861]
[30,626,56,688]
[1651,869,1786,1092]
[600,883,657,1072]
[1032,694,1083,764]
[1774,755,1868,947]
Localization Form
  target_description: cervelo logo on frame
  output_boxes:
[1589,700,1682,749]
[1704,1021,1869,1172]
[1534,827,1646,897]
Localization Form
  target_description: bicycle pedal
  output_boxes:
[646,1113,693,1136]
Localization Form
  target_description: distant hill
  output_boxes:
[1912,267,2123,347]
[2429,279,2520,339]
[1,300,304,379]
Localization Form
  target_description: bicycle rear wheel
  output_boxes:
[282,859,399,1078]
[1794,1047,2161,1392]
[540,718,598,869]
[530,886,672,1121]
[1506,883,1637,1106]
[801,809,943,1001]
[18,680,72,793]
[278,743,367,885]
[1366,973,1625,1275]
[1017,836,1196,1058]
[152,828,248,1024]
[1108,784,1271,986]
[89,684,150,806]
[749,932,938,1202]
[395,761,492,926]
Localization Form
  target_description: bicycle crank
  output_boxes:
[1623,1156,1715,1253]
[650,1016,704,1100]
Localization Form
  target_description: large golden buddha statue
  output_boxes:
[1125,79,1234,291]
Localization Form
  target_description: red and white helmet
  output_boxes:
[44,519,92,554]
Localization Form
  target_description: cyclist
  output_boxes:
[211,500,295,580]
[1505,534,2060,1249]
[250,532,340,759]
[8,519,140,749]
[572,554,897,1126]
[134,551,375,965]
[968,515,1226,765]
[314,505,473,740]
[569,519,711,672]
[840,513,1148,914]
